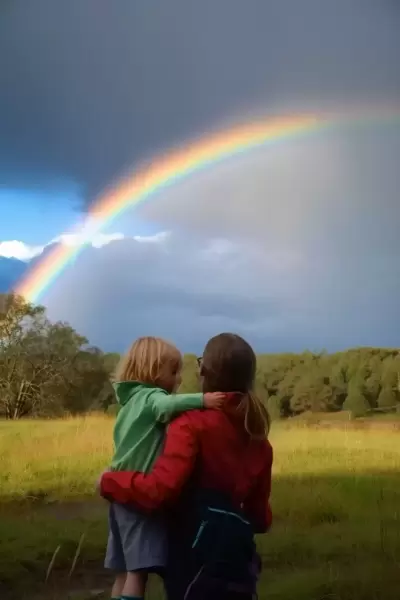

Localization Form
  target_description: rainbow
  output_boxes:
[15,108,400,303]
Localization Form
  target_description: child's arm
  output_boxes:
[151,390,225,423]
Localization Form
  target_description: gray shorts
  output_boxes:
[104,502,167,573]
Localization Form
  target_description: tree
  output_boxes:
[179,354,200,393]
[267,395,282,421]
[381,359,399,390]
[103,352,121,378]
[255,367,269,406]
[0,293,50,418]
[56,347,115,414]
[289,367,334,414]
[342,382,370,418]
[364,371,381,409]
[330,363,348,409]
[376,387,397,411]
[0,292,46,349]
[0,293,112,418]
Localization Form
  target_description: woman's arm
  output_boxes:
[100,413,198,511]
[242,441,273,534]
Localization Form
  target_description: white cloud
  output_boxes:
[0,240,44,261]
[133,231,170,244]
[54,231,125,248]
[0,231,170,261]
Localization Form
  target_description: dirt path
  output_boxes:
[1,496,106,518]
[32,569,110,600]
[3,564,111,600]
[2,499,165,600]
[1,499,110,600]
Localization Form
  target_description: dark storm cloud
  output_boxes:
[38,232,400,353]
[42,235,298,351]
[1,0,399,201]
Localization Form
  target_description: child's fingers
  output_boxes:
[215,396,226,407]
[204,392,229,409]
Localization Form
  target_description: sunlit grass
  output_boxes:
[0,415,112,501]
[1,416,400,599]
[1,415,399,501]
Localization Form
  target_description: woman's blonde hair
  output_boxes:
[115,336,182,391]
[201,333,270,440]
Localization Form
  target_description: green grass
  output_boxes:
[1,416,400,599]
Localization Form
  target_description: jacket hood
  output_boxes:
[113,381,151,406]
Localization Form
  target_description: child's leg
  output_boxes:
[105,503,127,599]
[121,569,147,598]
[115,502,167,599]
[111,571,126,598]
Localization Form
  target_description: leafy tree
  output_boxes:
[377,387,397,410]
[381,360,398,389]
[179,354,201,394]
[267,395,282,421]
[0,294,112,418]
[364,371,381,408]
[330,364,348,410]
[342,382,370,418]
[290,372,333,414]
[1,293,50,418]
[103,353,121,378]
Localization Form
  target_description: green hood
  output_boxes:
[112,381,152,406]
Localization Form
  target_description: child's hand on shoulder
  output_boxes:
[203,392,226,410]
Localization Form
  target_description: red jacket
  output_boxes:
[101,395,273,533]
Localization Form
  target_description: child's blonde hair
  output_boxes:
[115,336,182,391]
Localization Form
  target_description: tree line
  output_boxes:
[1,293,399,419]
[180,348,400,419]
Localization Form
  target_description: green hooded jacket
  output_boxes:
[110,381,203,473]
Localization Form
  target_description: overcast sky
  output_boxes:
[0,0,399,352]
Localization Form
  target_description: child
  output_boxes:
[105,336,225,600]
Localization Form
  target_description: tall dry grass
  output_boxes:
[0,415,113,501]
[0,416,399,599]
[0,415,399,502]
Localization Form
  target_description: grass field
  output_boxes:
[0,416,399,599]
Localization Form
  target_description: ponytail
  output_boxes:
[237,391,271,440]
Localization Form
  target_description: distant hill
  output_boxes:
[0,257,28,292]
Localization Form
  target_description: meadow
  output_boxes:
[0,416,399,600]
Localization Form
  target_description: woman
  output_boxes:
[100,333,273,600]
